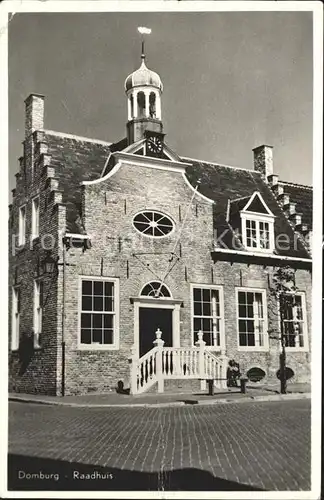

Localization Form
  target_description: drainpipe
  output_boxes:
[61,239,66,397]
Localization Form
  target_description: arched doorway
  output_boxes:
[134,282,180,357]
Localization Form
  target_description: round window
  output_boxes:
[133,211,174,238]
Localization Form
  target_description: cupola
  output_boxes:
[125,28,163,145]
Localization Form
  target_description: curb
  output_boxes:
[9,393,311,408]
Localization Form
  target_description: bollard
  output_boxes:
[240,378,248,394]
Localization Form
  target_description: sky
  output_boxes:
[8,11,313,193]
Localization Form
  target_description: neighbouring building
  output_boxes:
[9,45,312,396]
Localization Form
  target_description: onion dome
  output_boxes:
[125,59,163,92]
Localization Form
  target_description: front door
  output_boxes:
[139,307,173,357]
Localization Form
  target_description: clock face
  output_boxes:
[147,136,163,155]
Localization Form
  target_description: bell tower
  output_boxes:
[125,28,163,145]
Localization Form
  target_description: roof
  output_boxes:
[184,159,311,259]
[279,181,313,228]
[125,59,163,92]
[43,131,312,259]
[44,131,111,233]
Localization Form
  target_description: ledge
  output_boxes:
[130,297,183,306]
[211,249,312,269]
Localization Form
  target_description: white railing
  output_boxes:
[129,330,228,395]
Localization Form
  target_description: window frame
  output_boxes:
[279,291,309,352]
[31,195,40,240]
[33,279,43,349]
[78,276,120,351]
[11,286,20,351]
[132,210,175,239]
[241,211,275,253]
[236,287,269,351]
[18,204,26,246]
[190,283,225,350]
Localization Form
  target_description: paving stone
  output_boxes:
[8,399,310,491]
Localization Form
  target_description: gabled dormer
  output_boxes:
[228,191,275,253]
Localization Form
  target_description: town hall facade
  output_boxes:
[9,47,312,396]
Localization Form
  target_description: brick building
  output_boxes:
[9,49,312,396]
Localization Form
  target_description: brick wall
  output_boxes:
[60,161,311,395]
[9,97,61,395]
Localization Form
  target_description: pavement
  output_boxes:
[8,398,311,491]
[8,382,311,407]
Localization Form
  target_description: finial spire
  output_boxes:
[138,27,151,62]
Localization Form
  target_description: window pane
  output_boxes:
[202,318,212,333]
[81,329,91,344]
[247,320,254,333]
[204,332,213,346]
[238,319,247,333]
[93,296,103,311]
[239,305,247,318]
[94,281,103,296]
[82,281,92,295]
[104,315,113,329]
[247,334,255,346]
[246,293,254,305]
[93,314,103,329]
[238,291,246,304]
[194,302,202,316]
[193,288,201,301]
[247,305,254,318]
[81,313,91,328]
[93,329,103,343]
[255,293,263,317]
[194,317,202,333]
[105,296,114,312]
[202,302,211,316]
[105,282,114,296]
[239,333,247,346]
[82,296,92,311]
[202,289,210,302]
[104,330,113,344]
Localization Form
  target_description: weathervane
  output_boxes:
[137,26,151,61]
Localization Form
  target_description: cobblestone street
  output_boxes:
[8,399,310,491]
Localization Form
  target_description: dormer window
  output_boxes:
[240,192,275,252]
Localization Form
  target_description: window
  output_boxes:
[242,217,274,251]
[133,211,174,238]
[33,280,43,348]
[11,287,20,350]
[18,205,26,246]
[32,196,40,239]
[280,293,308,349]
[80,277,119,349]
[240,192,275,252]
[140,281,171,298]
[192,286,224,348]
[237,289,268,349]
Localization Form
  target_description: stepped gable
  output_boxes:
[44,131,111,233]
[279,181,313,228]
[184,158,310,259]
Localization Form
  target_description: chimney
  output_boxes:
[253,145,273,178]
[25,93,44,138]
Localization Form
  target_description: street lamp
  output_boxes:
[43,254,59,275]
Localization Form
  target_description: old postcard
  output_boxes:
[1,1,322,498]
